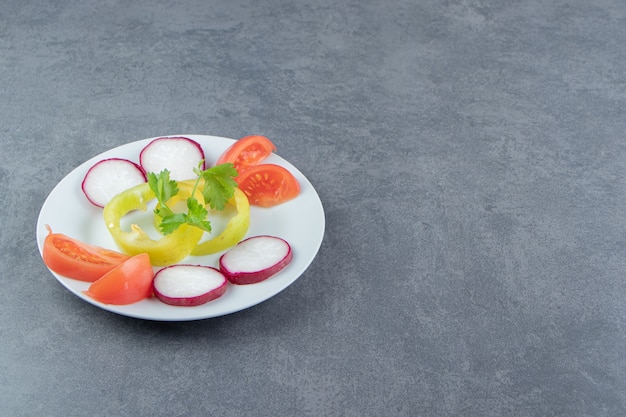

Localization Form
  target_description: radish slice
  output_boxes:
[139,136,205,180]
[153,265,228,306]
[81,158,147,208]
[219,235,292,285]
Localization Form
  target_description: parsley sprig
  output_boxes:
[147,162,238,235]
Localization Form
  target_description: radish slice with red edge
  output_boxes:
[153,264,228,306]
[219,235,293,285]
[139,136,206,181]
[81,158,147,208]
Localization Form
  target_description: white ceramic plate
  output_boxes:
[36,134,325,321]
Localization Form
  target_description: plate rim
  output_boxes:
[36,134,325,321]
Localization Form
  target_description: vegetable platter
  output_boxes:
[36,134,325,321]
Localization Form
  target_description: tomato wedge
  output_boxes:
[42,225,130,282]
[236,164,300,207]
[215,135,276,172]
[83,253,154,305]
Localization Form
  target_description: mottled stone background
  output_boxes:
[1,0,625,416]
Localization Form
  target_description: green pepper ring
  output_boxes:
[155,181,250,256]
[103,182,204,266]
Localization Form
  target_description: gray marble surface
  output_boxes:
[1,0,625,416]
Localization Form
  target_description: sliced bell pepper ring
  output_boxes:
[160,181,251,256]
[191,186,250,255]
[103,182,204,266]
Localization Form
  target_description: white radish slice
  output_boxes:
[219,235,292,285]
[153,265,228,306]
[81,158,147,208]
[139,136,205,180]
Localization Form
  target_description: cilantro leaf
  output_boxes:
[148,169,178,205]
[199,163,238,210]
[153,205,174,220]
[158,213,187,235]
[147,163,238,235]
[185,197,212,233]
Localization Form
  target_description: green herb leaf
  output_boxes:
[148,169,179,205]
[147,163,238,235]
[158,212,187,235]
[153,205,174,220]
[185,197,212,233]
[199,163,238,211]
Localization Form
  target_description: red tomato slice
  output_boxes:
[215,135,276,172]
[42,225,130,282]
[83,253,154,305]
[236,164,300,207]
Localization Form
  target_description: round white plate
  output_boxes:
[36,134,325,321]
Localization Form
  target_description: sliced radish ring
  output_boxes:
[81,158,147,208]
[152,264,228,306]
[219,235,292,285]
[139,136,205,181]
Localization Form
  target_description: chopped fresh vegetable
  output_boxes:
[219,235,292,285]
[148,163,238,236]
[191,186,250,256]
[236,164,300,207]
[103,182,205,266]
[148,169,211,235]
[83,253,154,305]
[81,158,146,208]
[195,163,239,211]
[215,135,276,172]
[152,264,228,306]
[140,136,205,181]
[42,225,130,282]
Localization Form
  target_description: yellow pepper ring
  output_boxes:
[167,180,250,255]
[190,186,250,255]
[152,180,250,255]
[103,182,204,266]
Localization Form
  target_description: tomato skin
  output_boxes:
[42,226,130,282]
[236,164,300,207]
[215,135,276,172]
[83,253,154,305]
